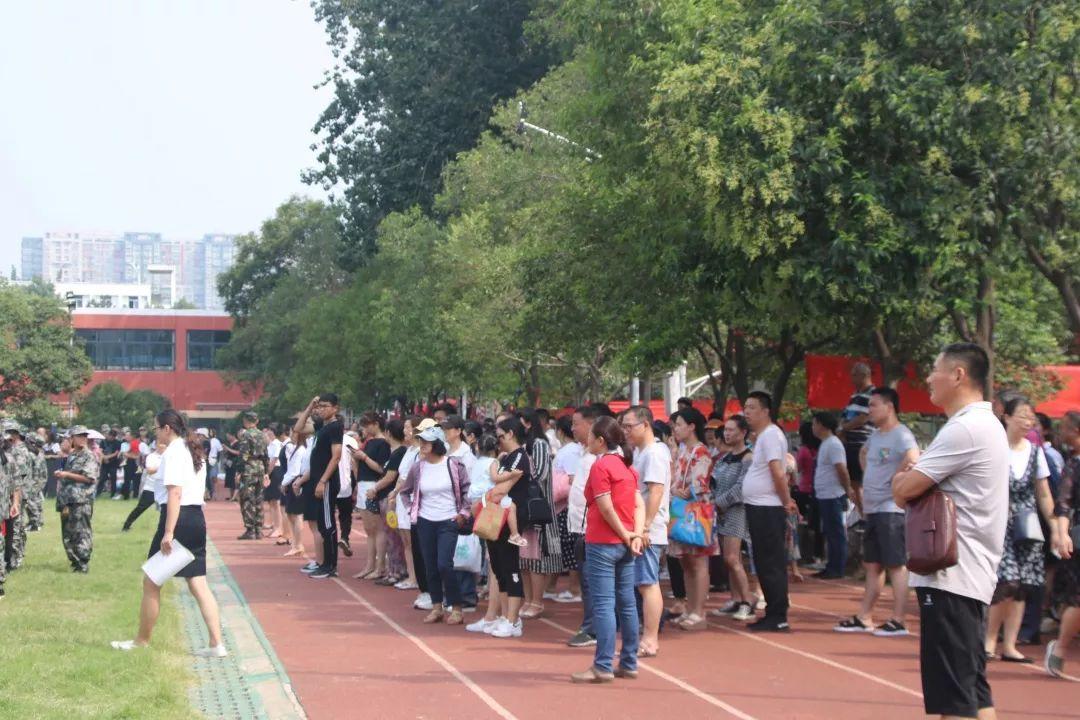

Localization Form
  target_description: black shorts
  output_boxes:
[844,442,865,485]
[263,472,282,502]
[302,489,320,522]
[863,512,906,567]
[916,588,993,717]
[284,485,306,516]
[148,506,207,578]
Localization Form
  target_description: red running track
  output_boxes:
[203,502,1079,719]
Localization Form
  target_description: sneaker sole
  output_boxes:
[872,630,909,637]
[834,626,873,633]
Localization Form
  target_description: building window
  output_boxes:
[75,329,174,370]
[127,296,139,309]
[186,329,231,370]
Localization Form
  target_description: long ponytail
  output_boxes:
[155,409,204,472]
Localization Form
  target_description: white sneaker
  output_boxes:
[193,644,229,658]
[413,593,433,611]
[110,640,143,651]
[553,590,581,603]
[466,617,498,633]
[712,600,739,616]
[732,603,754,621]
[491,618,523,638]
[483,617,506,635]
[543,591,559,600]
[754,594,766,611]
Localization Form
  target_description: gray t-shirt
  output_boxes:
[908,401,1008,605]
[814,435,848,500]
[863,425,919,514]
[632,440,672,546]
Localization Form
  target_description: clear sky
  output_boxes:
[0,0,335,272]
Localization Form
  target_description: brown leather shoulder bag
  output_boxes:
[905,488,958,574]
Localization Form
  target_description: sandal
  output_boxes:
[678,613,707,631]
[283,548,304,557]
[637,646,658,658]
[275,538,290,546]
[570,667,614,684]
[519,604,545,619]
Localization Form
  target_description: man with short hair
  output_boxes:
[295,395,344,579]
[741,391,797,632]
[894,343,1008,720]
[835,388,920,636]
[625,405,670,656]
[235,412,268,540]
[566,405,600,647]
[811,411,853,579]
[97,429,121,498]
[839,363,875,511]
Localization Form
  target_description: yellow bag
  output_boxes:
[386,510,398,529]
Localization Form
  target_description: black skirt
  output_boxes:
[148,505,207,578]
[264,467,283,501]
[284,484,306,516]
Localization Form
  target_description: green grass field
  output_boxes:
[0,500,194,720]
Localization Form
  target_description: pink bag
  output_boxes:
[552,469,571,511]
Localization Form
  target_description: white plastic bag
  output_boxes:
[453,534,482,574]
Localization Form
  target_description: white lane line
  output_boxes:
[708,621,923,699]
[538,617,759,720]
[330,577,519,720]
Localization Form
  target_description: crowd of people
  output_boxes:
[2,341,1079,718]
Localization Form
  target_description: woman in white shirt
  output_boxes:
[281,422,314,557]
[111,410,226,658]
[121,440,166,532]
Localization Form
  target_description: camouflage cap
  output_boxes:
[68,425,91,437]
[242,411,259,423]
[2,419,24,435]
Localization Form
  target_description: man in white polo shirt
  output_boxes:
[894,343,1008,720]
[742,390,797,632]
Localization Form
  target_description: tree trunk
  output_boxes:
[641,376,652,404]
[771,329,805,409]
[1021,233,1080,354]
[525,359,542,407]
[950,272,996,396]
[872,327,907,388]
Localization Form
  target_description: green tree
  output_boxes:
[0,280,93,417]
[307,0,558,262]
[76,381,170,431]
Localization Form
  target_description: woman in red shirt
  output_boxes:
[571,416,645,684]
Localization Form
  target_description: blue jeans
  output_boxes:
[416,517,462,607]
[818,497,848,576]
[457,569,478,608]
[584,543,639,673]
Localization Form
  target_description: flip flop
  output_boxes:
[275,538,290,546]
[637,646,658,658]
[1000,654,1033,664]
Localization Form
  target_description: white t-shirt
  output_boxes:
[633,439,672,546]
[1008,438,1050,481]
[340,435,358,498]
[742,424,789,506]
[448,442,477,474]
[267,438,284,469]
[141,450,163,496]
[418,458,457,522]
[568,448,595,533]
[156,437,204,506]
[209,437,222,464]
[553,441,581,477]
[139,441,151,458]
[282,441,308,487]
[546,427,562,453]
[909,401,1009,605]
[467,456,497,502]
[814,435,848,500]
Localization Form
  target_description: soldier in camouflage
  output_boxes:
[236,411,269,540]
[0,441,19,597]
[3,422,34,571]
[24,434,47,531]
[55,426,99,573]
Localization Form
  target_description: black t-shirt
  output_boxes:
[359,437,391,486]
[500,447,534,512]
[101,439,121,468]
[309,419,344,493]
[378,445,407,501]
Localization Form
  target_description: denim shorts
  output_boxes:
[634,544,665,585]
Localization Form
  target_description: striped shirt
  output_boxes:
[841,385,875,445]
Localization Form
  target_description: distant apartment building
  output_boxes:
[19,231,237,310]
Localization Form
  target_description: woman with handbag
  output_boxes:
[1046,410,1080,678]
[985,396,1060,663]
[572,416,644,684]
[518,408,565,618]
[667,407,719,631]
[398,426,472,625]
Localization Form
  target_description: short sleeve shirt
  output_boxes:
[814,435,849,500]
[908,402,1009,604]
[585,453,639,544]
[632,440,672,545]
[742,424,789,506]
[309,420,344,491]
[842,386,875,445]
[499,447,533,511]
[863,425,919,514]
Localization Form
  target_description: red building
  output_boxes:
[60,309,258,423]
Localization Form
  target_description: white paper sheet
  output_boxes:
[141,539,195,586]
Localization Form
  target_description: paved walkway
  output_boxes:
[201,501,1079,719]
[177,541,306,720]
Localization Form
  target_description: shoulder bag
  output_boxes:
[905,488,958,574]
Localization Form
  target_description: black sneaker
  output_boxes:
[567,630,597,647]
[872,619,909,637]
[309,567,338,579]
[834,615,873,633]
[300,561,320,574]
[749,618,790,633]
[236,531,256,540]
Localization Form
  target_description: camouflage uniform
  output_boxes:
[58,446,99,572]
[25,443,47,531]
[0,449,14,593]
[6,442,33,569]
[236,426,268,535]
